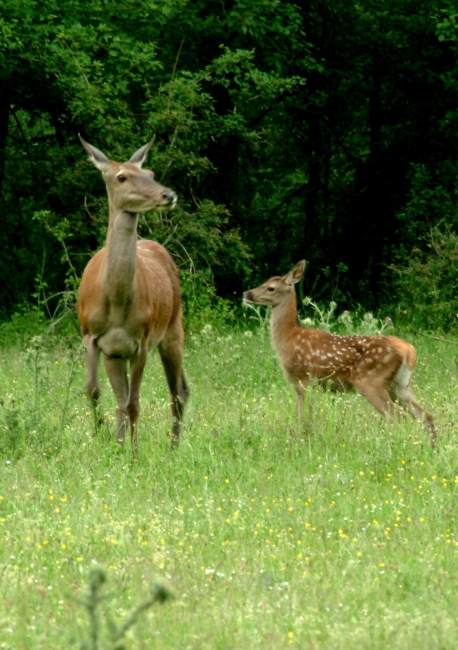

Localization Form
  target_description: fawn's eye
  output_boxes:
[117,174,127,183]
[267,286,275,292]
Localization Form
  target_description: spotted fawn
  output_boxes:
[244,260,436,445]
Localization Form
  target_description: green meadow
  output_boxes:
[0,320,457,649]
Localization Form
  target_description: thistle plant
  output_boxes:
[301,298,394,336]
[301,297,337,332]
[75,567,174,650]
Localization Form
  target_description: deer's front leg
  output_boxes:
[103,356,129,446]
[85,336,103,431]
[127,342,149,455]
[294,378,313,433]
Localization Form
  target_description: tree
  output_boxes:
[1,0,458,321]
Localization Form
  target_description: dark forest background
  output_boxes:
[1,0,458,329]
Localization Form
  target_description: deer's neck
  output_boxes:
[270,292,300,352]
[102,204,138,305]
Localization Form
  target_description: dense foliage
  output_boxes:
[1,0,458,324]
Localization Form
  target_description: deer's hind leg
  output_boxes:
[350,349,401,425]
[390,369,436,446]
[158,318,190,449]
[352,377,396,422]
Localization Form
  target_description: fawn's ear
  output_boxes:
[285,260,306,285]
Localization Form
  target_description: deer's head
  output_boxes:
[244,260,306,307]
[80,136,177,213]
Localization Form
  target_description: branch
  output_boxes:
[419,331,458,345]
[167,38,185,115]
[191,49,254,87]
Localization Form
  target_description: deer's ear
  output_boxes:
[79,135,111,172]
[129,139,153,168]
[285,260,306,285]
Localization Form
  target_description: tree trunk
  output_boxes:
[0,80,10,197]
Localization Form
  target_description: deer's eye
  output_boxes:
[267,286,275,292]
[117,174,127,183]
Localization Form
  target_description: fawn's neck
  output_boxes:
[270,291,301,352]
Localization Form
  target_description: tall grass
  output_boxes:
[0,317,456,649]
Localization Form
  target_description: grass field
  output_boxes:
[0,318,457,649]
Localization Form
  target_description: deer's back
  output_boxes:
[280,327,414,386]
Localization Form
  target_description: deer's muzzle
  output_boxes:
[160,189,177,208]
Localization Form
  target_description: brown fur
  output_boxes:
[78,137,189,452]
[244,261,435,445]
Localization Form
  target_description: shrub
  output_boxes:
[390,226,458,332]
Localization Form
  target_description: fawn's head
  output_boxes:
[80,136,177,213]
[244,260,306,307]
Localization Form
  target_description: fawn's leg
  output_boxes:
[352,379,396,422]
[293,378,313,432]
[393,384,436,446]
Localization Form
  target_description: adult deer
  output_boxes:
[78,136,189,452]
[244,261,436,445]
